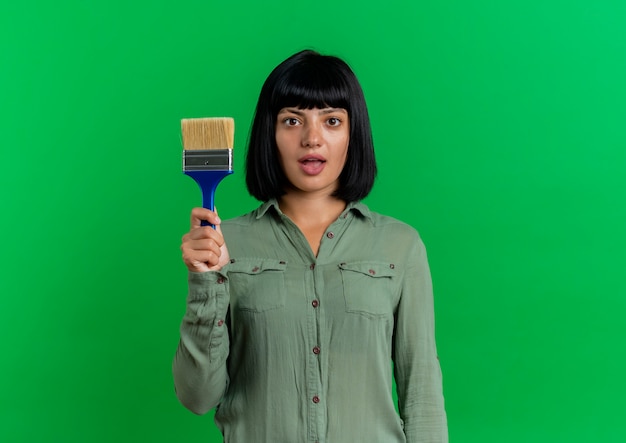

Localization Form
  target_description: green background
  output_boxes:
[1,0,625,441]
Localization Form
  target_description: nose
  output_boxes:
[301,122,322,148]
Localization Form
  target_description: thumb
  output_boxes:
[213,206,223,234]
[212,207,230,268]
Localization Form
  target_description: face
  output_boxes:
[275,107,349,198]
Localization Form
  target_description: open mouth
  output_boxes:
[300,158,326,165]
[299,156,326,175]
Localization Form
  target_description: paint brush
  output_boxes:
[181,117,234,227]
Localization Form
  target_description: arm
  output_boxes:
[393,235,448,442]
[173,271,230,414]
[173,208,231,414]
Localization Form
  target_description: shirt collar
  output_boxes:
[255,198,372,221]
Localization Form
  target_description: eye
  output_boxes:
[327,117,342,127]
[283,117,300,126]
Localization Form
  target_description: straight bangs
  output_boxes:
[270,63,351,114]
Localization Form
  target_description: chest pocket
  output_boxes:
[339,261,398,318]
[227,258,288,313]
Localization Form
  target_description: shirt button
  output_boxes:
[326,231,335,239]
[390,264,395,269]
[217,319,224,327]
[309,263,315,270]
[311,300,319,308]
[313,346,321,355]
[216,277,224,284]
[312,395,320,404]
[368,269,376,275]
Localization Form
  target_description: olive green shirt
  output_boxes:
[173,200,448,442]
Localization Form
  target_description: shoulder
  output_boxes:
[356,203,423,242]
[220,201,276,243]
[352,203,428,261]
[369,211,418,233]
[222,211,257,228]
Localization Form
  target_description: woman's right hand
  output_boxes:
[181,208,230,273]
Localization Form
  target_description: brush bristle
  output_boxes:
[181,117,234,150]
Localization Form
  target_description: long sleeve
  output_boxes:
[393,236,448,442]
[172,202,447,442]
[173,270,230,415]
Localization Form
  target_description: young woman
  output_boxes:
[174,50,448,442]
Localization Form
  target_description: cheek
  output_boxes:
[275,130,297,156]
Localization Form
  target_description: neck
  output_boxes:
[278,192,347,230]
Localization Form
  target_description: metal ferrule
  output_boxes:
[183,148,233,171]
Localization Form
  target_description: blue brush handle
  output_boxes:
[184,170,233,227]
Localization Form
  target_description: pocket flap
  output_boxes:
[338,261,397,278]
[227,258,288,275]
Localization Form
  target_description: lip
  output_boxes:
[298,154,326,175]
[298,154,327,163]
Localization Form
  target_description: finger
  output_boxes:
[182,228,223,252]
[183,249,221,265]
[189,260,210,273]
[187,227,225,247]
[214,220,224,236]
[182,248,222,271]
[190,207,222,229]
[183,237,223,257]
[213,207,225,235]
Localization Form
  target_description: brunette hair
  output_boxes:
[246,50,377,202]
